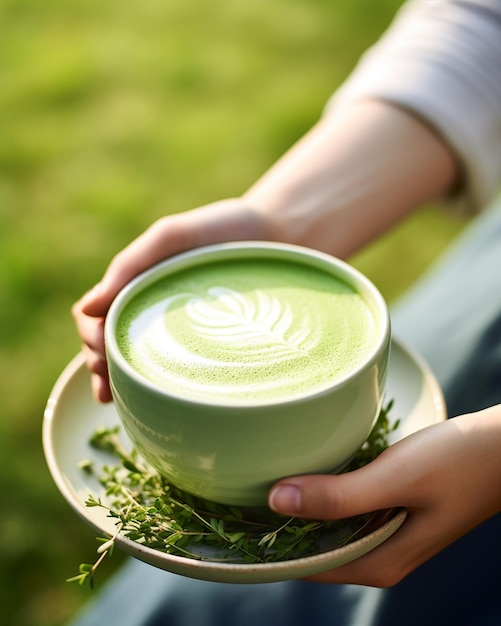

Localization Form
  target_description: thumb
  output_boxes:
[268,450,401,520]
[77,282,115,318]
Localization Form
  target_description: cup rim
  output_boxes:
[104,241,391,408]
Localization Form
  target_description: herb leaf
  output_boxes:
[69,401,397,587]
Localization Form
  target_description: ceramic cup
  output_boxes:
[105,241,391,506]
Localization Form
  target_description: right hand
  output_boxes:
[72,199,271,402]
[268,406,501,587]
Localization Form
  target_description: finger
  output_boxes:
[268,422,450,520]
[72,307,105,356]
[80,344,112,403]
[74,283,108,318]
[82,344,108,378]
[268,448,405,520]
[91,372,113,403]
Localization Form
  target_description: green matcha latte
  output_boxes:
[116,258,379,404]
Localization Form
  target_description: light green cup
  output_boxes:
[105,241,391,506]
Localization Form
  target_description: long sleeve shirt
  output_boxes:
[328,0,501,212]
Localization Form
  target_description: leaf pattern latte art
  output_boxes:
[120,265,375,400]
[184,287,321,364]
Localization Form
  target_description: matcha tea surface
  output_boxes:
[116,259,378,403]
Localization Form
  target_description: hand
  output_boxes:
[268,406,501,587]
[72,199,270,402]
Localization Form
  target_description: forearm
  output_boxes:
[244,0,501,258]
[244,99,459,259]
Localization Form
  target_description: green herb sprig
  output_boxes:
[69,400,398,588]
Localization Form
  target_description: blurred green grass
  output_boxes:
[0,1,467,624]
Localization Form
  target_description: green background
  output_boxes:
[1,1,467,624]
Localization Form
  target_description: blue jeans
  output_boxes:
[71,200,501,626]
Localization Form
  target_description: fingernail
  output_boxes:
[269,484,301,514]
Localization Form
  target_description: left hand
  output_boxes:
[72,199,268,402]
[268,407,501,587]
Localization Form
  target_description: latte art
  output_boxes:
[185,287,320,361]
[117,259,378,403]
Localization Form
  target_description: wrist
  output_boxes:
[454,405,501,517]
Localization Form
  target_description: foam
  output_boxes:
[116,259,378,403]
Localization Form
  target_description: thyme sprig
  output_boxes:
[69,400,398,587]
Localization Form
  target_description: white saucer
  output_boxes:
[43,337,446,584]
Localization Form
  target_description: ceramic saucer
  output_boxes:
[43,336,445,583]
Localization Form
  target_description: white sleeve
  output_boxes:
[328,0,501,212]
